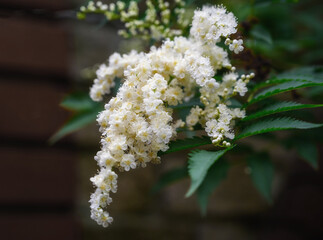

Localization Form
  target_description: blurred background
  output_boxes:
[0,0,323,239]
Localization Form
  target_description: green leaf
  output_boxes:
[249,77,295,94]
[248,80,323,105]
[151,167,188,194]
[186,147,233,197]
[184,0,196,5]
[284,66,323,78]
[250,25,273,45]
[255,0,298,4]
[49,108,101,144]
[275,73,323,84]
[60,92,99,111]
[77,12,86,20]
[247,153,274,203]
[296,142,319,169]
[228,98,243,108]
[51,91,105,144]
[236,117,323,140]
[170,97,202,109]
[242,101,323,122]
[197,159,229,215]
[160,136,212,155]
[305,86,323,98]
[250,69,323,96]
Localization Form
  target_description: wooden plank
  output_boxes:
[0,0,70,11]
[0,214,79,240]
[0,146,76,204]
[0,80,69,141]
[0,18,69,76]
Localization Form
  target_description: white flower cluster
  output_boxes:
[186,71,254,146]
[89,5,253,227]
[80,1,109,12]
[190,5,237,44]
[80,0,188,40]
[90,51,144,101]
[191,6,244,54]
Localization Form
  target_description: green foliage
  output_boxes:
[197,158,229,215]
[236,117,323,140]
[305,86,323,98]
[151,167,188,194]
[298,144,319,170]
[228,99,243,108]
[248,79,323,105]
[293,141,319,169]
[160,136,212,155]
[247,153,274,203]
[250,24,273,45]
[170,97,202,109]
[50,92,103,144]
[249,69,323,100]
[255,0,298,4]
[60,92,100,111]
[77,12,86,20]
[249,77,294,95]
[242,101,323,122]
[50,109,100,144]
[284,66,323,77]
[240,1,323,67]
[186,147,233,197]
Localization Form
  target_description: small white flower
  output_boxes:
[120,154,136,171]
[229,39,244,54]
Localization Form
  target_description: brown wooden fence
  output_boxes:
[0,1,79,239]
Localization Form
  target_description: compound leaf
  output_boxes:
[236,117,323,140]
[242,101,323,122]
[248,80,323,105]
[186,147,233,197]
[247,153,274,203]
[197,159,229,215]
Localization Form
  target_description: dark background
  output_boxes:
[0,0,322,239]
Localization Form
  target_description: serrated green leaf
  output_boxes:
[248,80,323,105]
[160,136,212,155]
[250,69,323,95]
[49,108,101,144]
[296,142,318,169]
[249,78,292,95]
[197,159,229,215]
[236,117,323,140]
[151,167,188,194]
[275,73,323,84]
[186,147,233,197]
[242,101,323,122]
[60,92,99,111]
[247,153,274,203]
